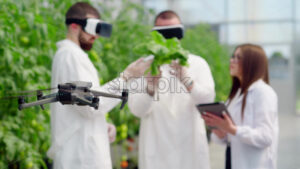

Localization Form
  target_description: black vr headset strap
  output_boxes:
[65,18,87,28]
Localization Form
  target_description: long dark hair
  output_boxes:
[228,44,269,119]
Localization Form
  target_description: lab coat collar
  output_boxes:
[56,39,87,58]
[56,39,82,51]
[247,79,265,92]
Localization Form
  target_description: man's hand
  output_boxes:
[169,60,193,91]
[123,58,153,81]
[107,123,116,143]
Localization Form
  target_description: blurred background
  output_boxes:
[0,0,299,169]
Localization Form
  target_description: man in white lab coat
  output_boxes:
[48,2,151,169]
[128,10,215,169]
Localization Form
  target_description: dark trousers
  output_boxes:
[225,145,231,169]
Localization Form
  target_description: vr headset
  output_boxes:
[66,18,112,38]
[152,24,184,39]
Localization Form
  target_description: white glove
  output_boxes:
[169,60,188,81]
[107,123,116,143]
[169,60,194,90]
[122,57,153,81]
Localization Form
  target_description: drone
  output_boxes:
[13,81,128,110]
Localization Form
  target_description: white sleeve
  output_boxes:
[232,89,278,148]
[187,55,215,104]
[127,77,154,118]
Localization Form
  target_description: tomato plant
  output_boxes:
[0,0,230,169]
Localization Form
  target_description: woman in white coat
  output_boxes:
[202,44,278,169]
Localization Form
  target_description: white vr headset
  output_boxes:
[66,18,112,38]
[152,24,184,39]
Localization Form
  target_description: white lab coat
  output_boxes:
[48,39,122,169]
[211,79,278,169]
[128,54,215,169]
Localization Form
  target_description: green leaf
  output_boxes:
[134,31,189,75]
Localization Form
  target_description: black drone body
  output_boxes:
[17,81,128,110]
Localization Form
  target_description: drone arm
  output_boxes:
[90,89,128,110]
[40,93,57,99]
[90,90,123,99]
[19,97,58,110]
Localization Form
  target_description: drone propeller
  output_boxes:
[0,93,38,100]
[1,87,56,105]
[7,87,56,94]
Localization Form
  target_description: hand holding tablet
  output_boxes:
[196,102,231,119]
[197,102,236,134]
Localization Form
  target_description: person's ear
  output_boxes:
[68,23,81,35]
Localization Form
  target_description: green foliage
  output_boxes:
[181,24,231,101]
[0,0,78,168]
[134,31,189,75]
[270,51,285,60]
[0,0,231,169]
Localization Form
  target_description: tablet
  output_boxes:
[196,102,230,118]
